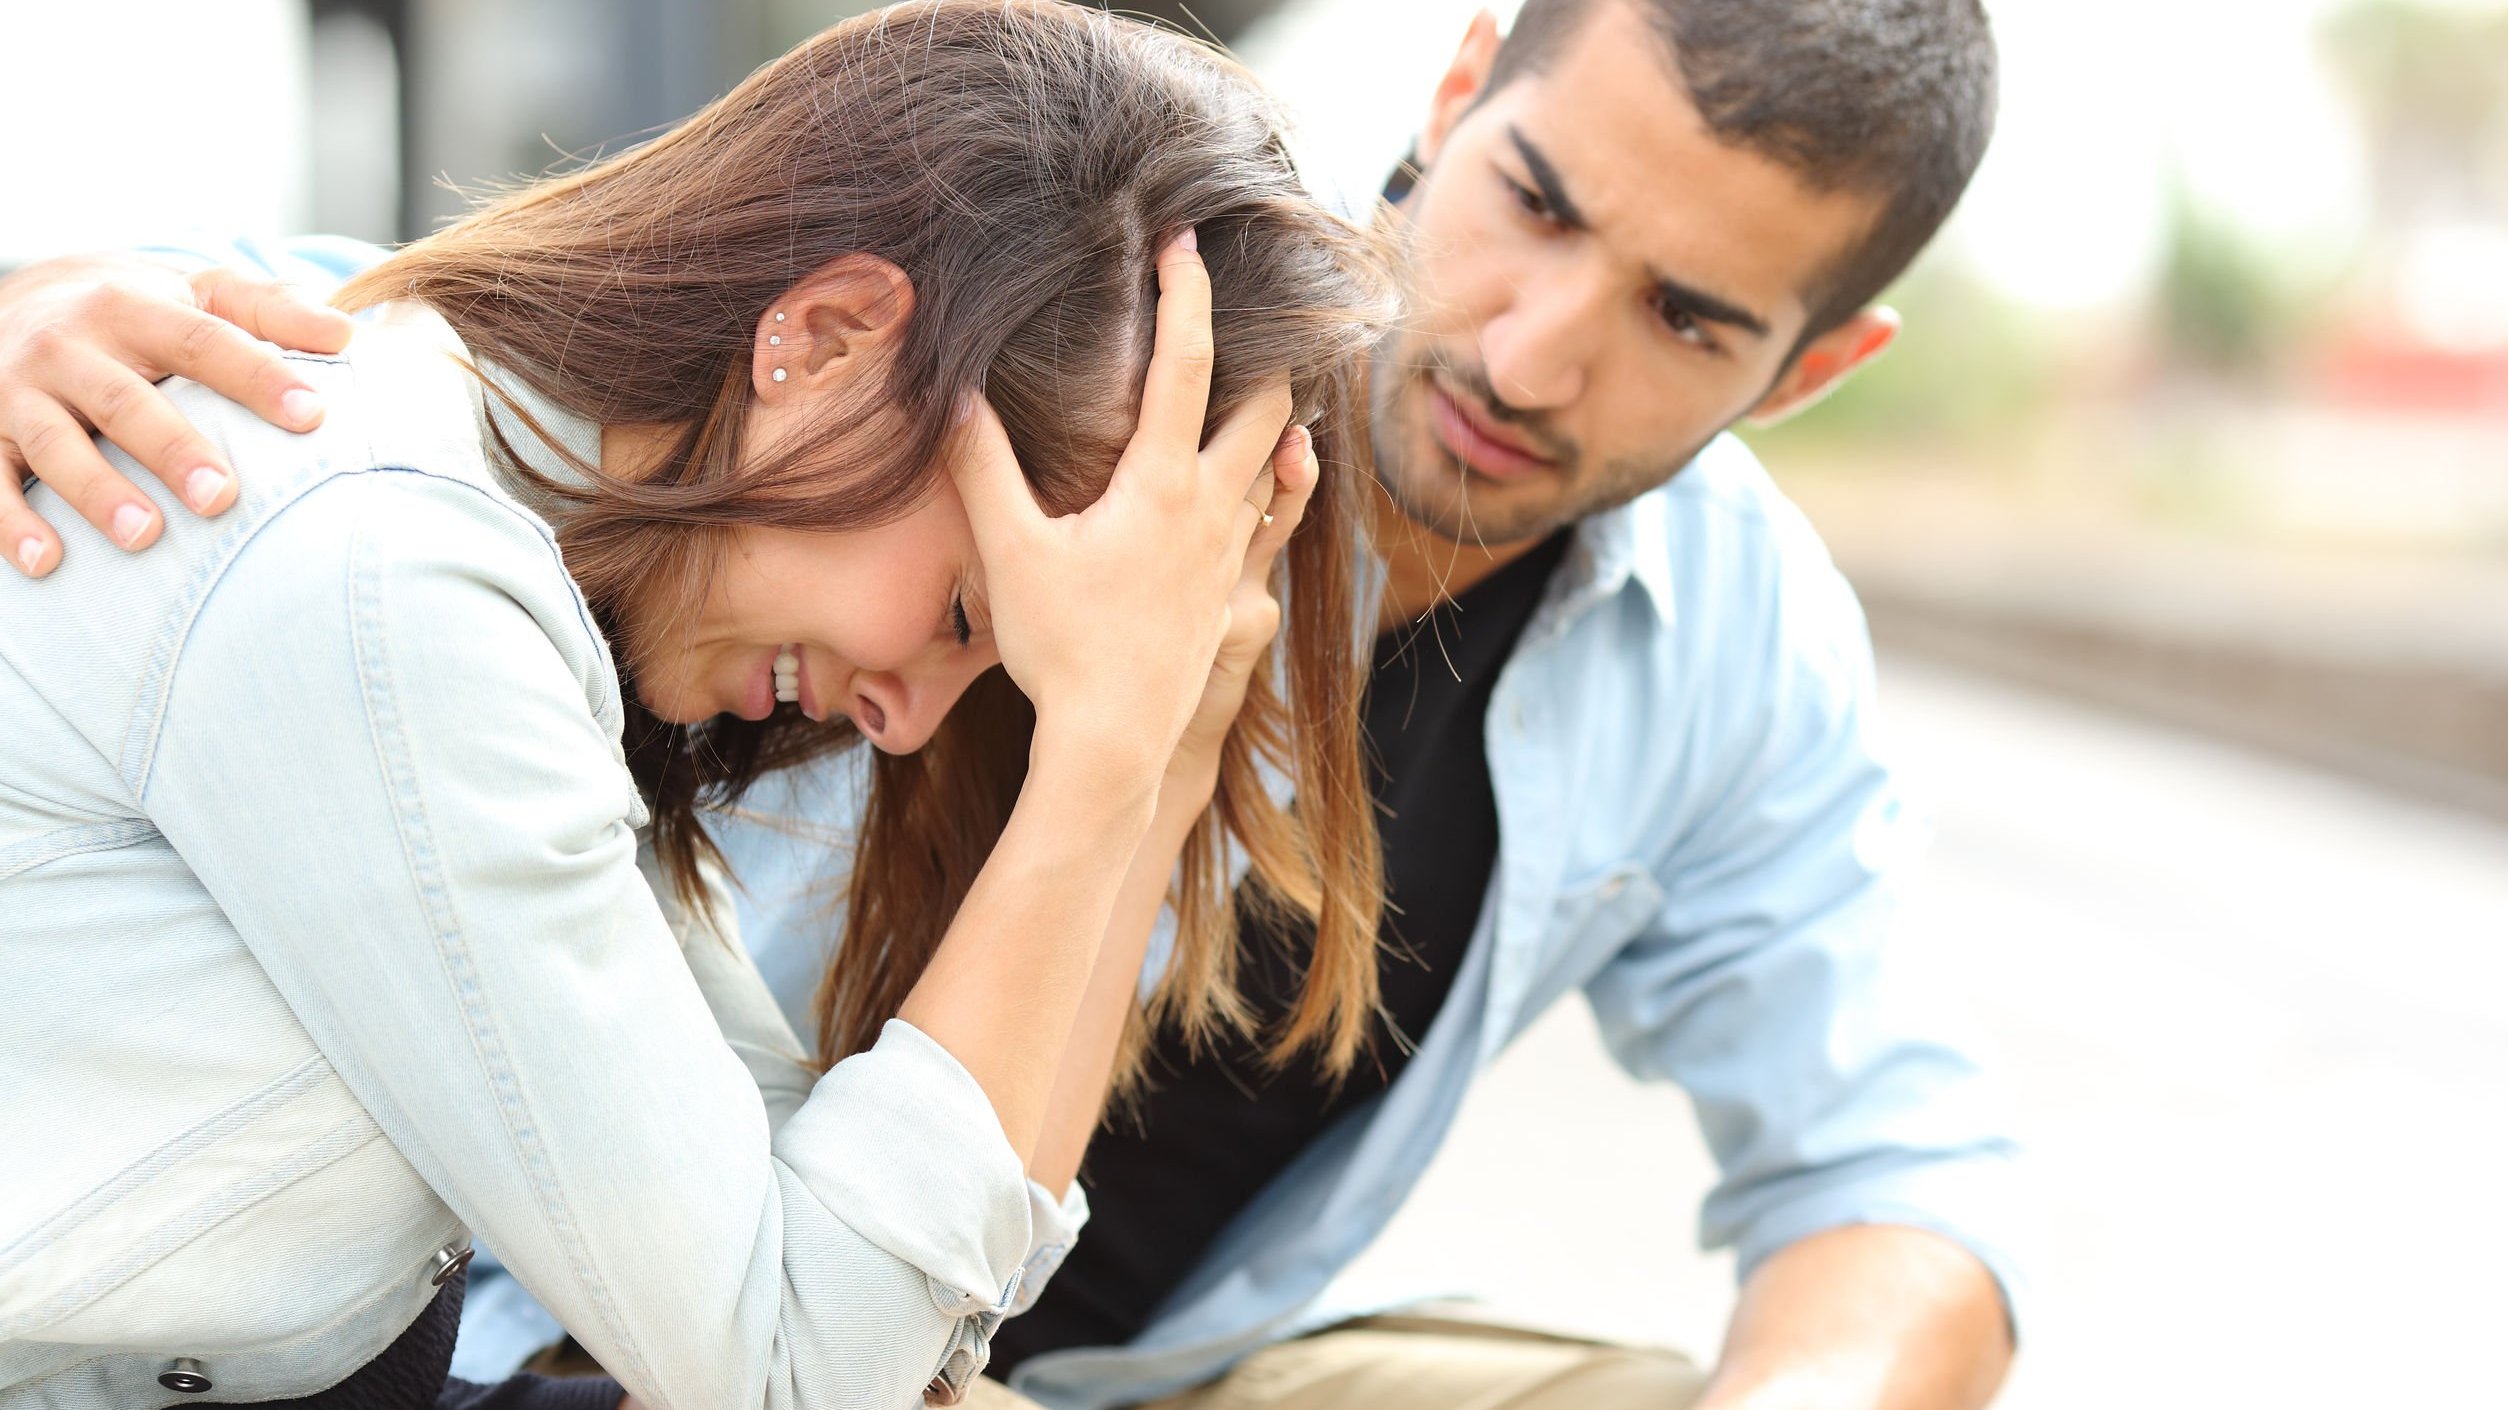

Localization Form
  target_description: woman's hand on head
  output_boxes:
[952,230,1294,784]
[0,254,350,576]
[1166,419,1315,798]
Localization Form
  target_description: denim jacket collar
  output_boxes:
[471,361,604,513]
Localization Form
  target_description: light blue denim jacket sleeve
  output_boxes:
[1,319,1041,1406]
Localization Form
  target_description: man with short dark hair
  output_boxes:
[0,3,2017,1408]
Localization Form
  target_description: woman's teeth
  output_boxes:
[773,646,801,705]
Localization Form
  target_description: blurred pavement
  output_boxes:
[1336,651,2508,1409]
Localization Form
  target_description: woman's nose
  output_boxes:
[854,643,1000,753]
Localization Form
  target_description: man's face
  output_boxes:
[1378,1,1889,546]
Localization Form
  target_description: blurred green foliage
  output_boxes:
[2153,174,2308,382]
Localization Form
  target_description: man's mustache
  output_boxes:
[1411,349,1578,469]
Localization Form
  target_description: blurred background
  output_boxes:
[4,0,2502,1405]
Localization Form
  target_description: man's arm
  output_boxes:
[0,244,356,574]
[1699,1226,2011,1410]
[1583,504,2023,1410]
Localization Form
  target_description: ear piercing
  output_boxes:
[772,368,788,382]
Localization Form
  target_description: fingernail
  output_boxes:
[186,466,229,512]
[15,536,43,575]
[280,387,322,429]
[1177,225,1198,253]
[112,503,153,549]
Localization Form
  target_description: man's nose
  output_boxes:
[1478,263,1603,411]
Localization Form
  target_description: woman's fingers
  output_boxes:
[1241,424,1317,584]
[947,395,1043,553]
[1200,376,1296,561]
[1123,229,1215,501]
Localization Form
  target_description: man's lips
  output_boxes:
[1425,382,1556,482]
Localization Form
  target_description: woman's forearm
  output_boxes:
[896,734,1164,1168]
[1027,764,1215,1196]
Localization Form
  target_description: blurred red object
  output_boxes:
[2319,329,2508,413]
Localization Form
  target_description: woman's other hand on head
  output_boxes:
[0,254,351,577]
[1166,417,1314,802]
[951,229,1293,784]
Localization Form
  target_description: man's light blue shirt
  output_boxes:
[185,237,2023,1408]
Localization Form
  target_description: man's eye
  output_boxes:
[949,592,973,647]
[1504,175,1554,223]
[1656,302,1718,352]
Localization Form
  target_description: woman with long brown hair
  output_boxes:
[0,4,1389,1408]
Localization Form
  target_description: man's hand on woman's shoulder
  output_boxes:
[0,254,350,576]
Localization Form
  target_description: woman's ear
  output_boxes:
[755,254,916,400]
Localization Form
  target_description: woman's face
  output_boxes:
[629,468,1000,752]
[626,257,1020,751]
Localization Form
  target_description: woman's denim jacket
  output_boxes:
[0,306,1080,1409]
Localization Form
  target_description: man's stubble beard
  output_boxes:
[1367,337,1712,550]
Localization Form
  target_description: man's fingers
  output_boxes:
[4,393,159,551]
[0,463,62,578]
[192,265,353,356]
[152,290,326,435]
[1127,229,1216,492]
[69,351,237,516]
[947,395,1045,549]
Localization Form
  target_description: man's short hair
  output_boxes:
[1485,0,1998,341]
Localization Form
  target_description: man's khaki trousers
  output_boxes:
[966,1310,1708,1410]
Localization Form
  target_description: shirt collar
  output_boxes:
[1555,482,1680,631]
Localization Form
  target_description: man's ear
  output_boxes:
[1746,307,1899,426]
[1418,10,1505,169]
[755,253,916,401]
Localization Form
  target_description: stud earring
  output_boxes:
[772,368,788,383]
[768,334,781,346]
[773,311,786,322]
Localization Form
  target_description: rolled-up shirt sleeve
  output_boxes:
[143,463,1034,1408]
[1580,549,2026,1336]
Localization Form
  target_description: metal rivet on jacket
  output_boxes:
[158,1359,213,1394]
[430,1244,474,1287]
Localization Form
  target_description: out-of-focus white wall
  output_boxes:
[0,0,309,262]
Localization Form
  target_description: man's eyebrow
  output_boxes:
[1507,124,1771,341]
[1649,272,1770,340]
[1506,126,1589,230]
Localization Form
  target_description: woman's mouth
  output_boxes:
[773,645,801,706]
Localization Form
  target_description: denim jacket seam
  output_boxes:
[120,457,344,796]
[0,1082,384,1340]
[0,818,161,883]
[340,510,660,1393]
[0,1056,332,1268]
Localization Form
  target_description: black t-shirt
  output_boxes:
[988,531,1573,1374]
